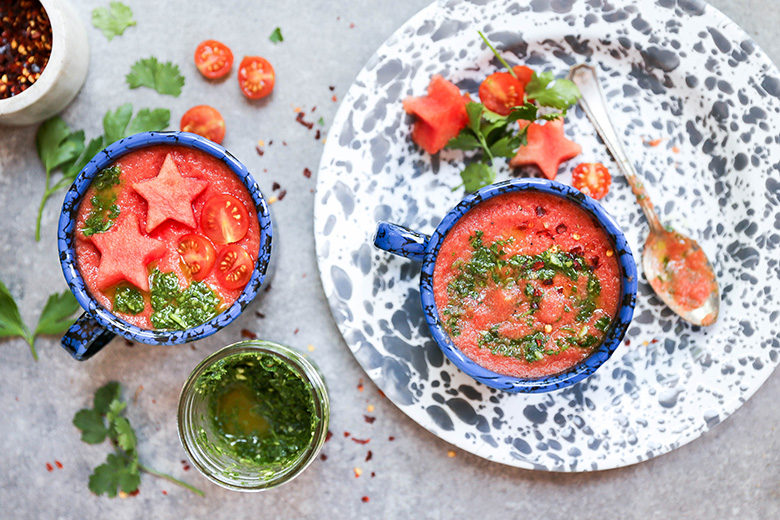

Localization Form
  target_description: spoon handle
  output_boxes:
[568,64,663,234]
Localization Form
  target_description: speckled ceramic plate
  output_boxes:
[314,0,780,471]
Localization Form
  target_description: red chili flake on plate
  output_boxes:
[625,339,631,346]
[343,431,350,438]
[352,438,370,445]
[125,340,134,347]
[349,23,355,28]
[365,450,373,462]
[311,106,317,112]
[646,138,663,147]
[278,189,287,201]
[555,223,567,234]
[162,490,167,495]
[45,463,53,472]
[256,311,266,319]
[183,465,190,471]
[294,328,299,334]
[332,95,337,102]
[388,436,395,441]
[320,454,328,461]
[255,146,264,156]
[129,489,140,497]
[357,379,364,392]
[303,167,312,178]
[651,338,659,343]
[241,329,257,339]
[361,496,369,503]
[329,85,335,91]
[315,129,321,140]
[55,460,63,469]
[532,261,544,271]
[364,415,376,424]
[295,111,314,130]
[272,181,280,191]
[325,430,333,442]
[371,471,376,478]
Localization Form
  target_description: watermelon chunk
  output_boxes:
[403,75,469,155]
[509,118,581,179]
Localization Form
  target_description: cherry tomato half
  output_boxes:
[215,244,254,291]
[177,234,217,281]
[180,105,226,144]
[194,40,234,79]
[200,194,250,245]
[479,71,525,116]
[572,162,612,200]
[238,56,275,99]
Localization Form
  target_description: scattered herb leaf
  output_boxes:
[269,27,284,44]
[126,57,185,97]
[91,2,136,41]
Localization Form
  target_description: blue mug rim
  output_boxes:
[418,178,637,393]
[57,131,273,345]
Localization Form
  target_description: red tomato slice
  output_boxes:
[200,194,250,245]
[180,105,226,144]
[194,40,234,79]
[238,56,275,99]
[479,71,525,116]
[177,234,217,281]
[215,244,254,290]
[572,162,612,200]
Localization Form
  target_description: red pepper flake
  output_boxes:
[183,465,190,471]
[129,489,140,497]
[55,460,63,469]
[45,463,53,472]
[282,141,287,146]
[256,311,266,319]
[647,138,663,147]
[255,146,264,156]
[353,467,362,477]
[241,329,257,339]
[555,223,567,234]
[320,453,328,461]
[672,146,680,153]
[361,496,370,503]
[651,338,659,344]
[343,431,351,438]
[377,390,385,398]
[311,106,317,112]
[315,129,321,140]
[350,23,355,28]
[364,415,376,424]
[272,181,280,191]
[325,430,333,442]
[357,379,364,392]
[329,85,335,91]
[294,328,299,334]
[0,0,53,99]
[264,283,272,293]
[332,95,337,102]
[365,450,373,462]
[352,438,370,445]
[278,189,287,201]
[268,140,273,145]
[388,436,395,441]
[625,339,631,346]
[296,111,314,130]
[303,167,312,178]
[302,273,307,278]
[162,490,167,495]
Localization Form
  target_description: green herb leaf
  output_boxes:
[36,117,85,174]
[61,136,105,181]
[33,290,80,336]
[106,399,127,426]
[524,72,581,110]
[460,162,495,192]
[126,57,185,97]
[88,453,140,498]
[489,135,522,159]
[91,2,136,41]
[506,102,538,124]
[465,102,484,133]
[317,117,325,126]
[113,417,137,452]
[126,108,170,135]
[93,381,121,415]
[74,408,109,444]
[103,104,133,145]
[446,132,481,151]
[0,280,32,343]
[269,27,284,44]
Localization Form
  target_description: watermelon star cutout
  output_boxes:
[132,153,209,233]
[509,118,582,179]
[90,213,166,292]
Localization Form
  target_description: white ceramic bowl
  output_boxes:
[0,0,89,126]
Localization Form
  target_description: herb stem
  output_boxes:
[138,463,205,497]
[478,31,516,78]
[25,335,38,361]
[35,180,53,242]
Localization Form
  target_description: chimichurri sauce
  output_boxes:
[195,352,317,468]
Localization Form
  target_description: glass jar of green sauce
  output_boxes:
[177,340,329,491]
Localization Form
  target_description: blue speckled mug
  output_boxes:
[58,132,273,361]
[374,178,637,393]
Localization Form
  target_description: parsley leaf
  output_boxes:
[524,72,581,110]
[33,290,80,336]
[127,108,171,135]
[269,27,284,44]
[113,417,137,451]
[89,453,140,498]
[91,2,136,41]
[460,162,495,192]
[126,57,185,97]
[103,104,133,145]
[73,409,109,444]
[93,381,121,415]
[0,280,32,344]
[35,117,85,175]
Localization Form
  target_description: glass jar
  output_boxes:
[177,340,329,491]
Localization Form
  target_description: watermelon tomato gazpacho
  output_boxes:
[73,145,260,330]
[433,191,621,378]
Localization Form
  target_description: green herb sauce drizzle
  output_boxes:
[149,269,221,329]
[82,165,122,237]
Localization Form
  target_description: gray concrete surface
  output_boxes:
[0,1,778,518]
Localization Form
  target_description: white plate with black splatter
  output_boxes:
[314,0,780,471]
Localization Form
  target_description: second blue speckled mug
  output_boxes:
[374,178,637,393]
[57,132,273,361]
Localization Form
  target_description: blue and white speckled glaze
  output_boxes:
[375,178,638,393]
[315,0,780,471]
[58,131,273,361]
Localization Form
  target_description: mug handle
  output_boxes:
[61,312,116,361]
[373,222,430,262]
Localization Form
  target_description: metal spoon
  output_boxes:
[567,64,719,326]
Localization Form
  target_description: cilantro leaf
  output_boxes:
[460,162,495,192]
[126,57,185,97]
[89,453,139,497]
[36,117,85,174]
[465,102,484,133]
[113,417,137,452]
[525,72,581,110]
[127,108,170,135]
[489,135,522,159]
[103,104,133,145]
[506,103,538,124]
[93,381,121,415]
[269,27,284,44]
[91,2,136,41]
[33,290,81,336]
[74,408,109,444]
[60,137,105,182]
[106,399,127,426]
[0,280,32,343]
[446,132,481,151]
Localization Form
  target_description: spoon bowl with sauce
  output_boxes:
[568,64,719,327]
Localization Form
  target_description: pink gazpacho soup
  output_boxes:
[433,191,621,378]
[74,145,260,330]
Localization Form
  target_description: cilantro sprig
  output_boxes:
[126,57,185,97]
[0,280,80,360]
[445,32,582,191]
[34,104,170,241]
[91,2,136,41]
[73,382,205,498]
